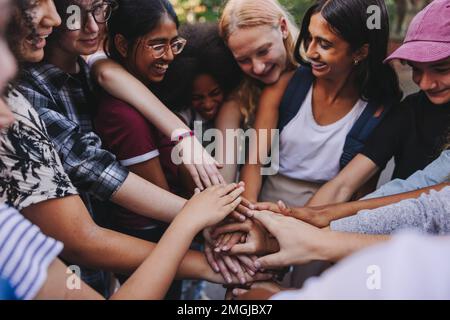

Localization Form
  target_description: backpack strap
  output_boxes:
[340,99,392,168]
[277,67,315,132]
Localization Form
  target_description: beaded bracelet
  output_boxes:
[175,130,195,143]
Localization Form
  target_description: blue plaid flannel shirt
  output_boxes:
[17,59,128,202]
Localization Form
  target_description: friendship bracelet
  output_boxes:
[175,131,195,143]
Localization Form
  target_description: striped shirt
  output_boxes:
[0,204,62,300]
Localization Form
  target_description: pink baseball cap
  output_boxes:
[385,0,450,63]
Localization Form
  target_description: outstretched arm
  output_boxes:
[306,154,380,206]
[91,58,224,189]
[240,71,294,202]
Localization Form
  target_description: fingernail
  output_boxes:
[227,277,232,284]
[240,277,246,285]
[222,246,228,251]
[240,215,246,221]
[248,270,255,276]
[254,261,261,269]
[214,247,221,252]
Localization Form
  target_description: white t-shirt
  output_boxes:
[276,87,367,183]
[271,232,450,300]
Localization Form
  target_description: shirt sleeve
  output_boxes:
[270,232,450,299]
[94,100,160,167]
[0,91,78,210]
[18,85,129,201]
[360,106,406,170]
[330,187,450,235]
[0,204,63,300]
[364,150,450,199]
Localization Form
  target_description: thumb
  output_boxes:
[229,242,255,255]
[254,252,286,270]
[277,200,287,210]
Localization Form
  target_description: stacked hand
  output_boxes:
[202,199,330,291]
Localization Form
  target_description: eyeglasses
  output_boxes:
[145,38,187,59]
[68,0,117,31]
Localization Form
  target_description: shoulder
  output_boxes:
[264,70,297,94]
[215,98,243,129]
[5,90,46,129]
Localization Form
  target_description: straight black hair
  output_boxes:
[106,0,179,63]
[295,0,402,105]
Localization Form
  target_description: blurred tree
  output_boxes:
[171,0,399,37]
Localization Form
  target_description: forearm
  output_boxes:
[111,216,198,299]
[316,231,391,262]
[323,183,450,223]
[307,179,355,206]
[307,154,379,206]
[93,59,190,138]
[111,172,186,223]
[330,186,450,235]
[240,164,263,202]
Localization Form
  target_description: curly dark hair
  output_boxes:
[6,0,39,60]
[4,0,39,96]
[155,22,243,112]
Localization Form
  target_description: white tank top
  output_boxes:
[274,86,367,183]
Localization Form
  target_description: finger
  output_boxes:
[221,232,244,251]
[186,164,204,190]
[214,234,226,249]
[222,255,238,274]
[224,196,244,215]
[232,288,249,298]
[196,164,213,188]
[253,202,276,211]
[204,245,220,273]
[231,256,247,285]
[240,197,255,210]
[216,256,233,284]
[230,210,246,222]
[254,253,286,270]
[194,188,201,195]
[277,200,288,210]
[236,255,257,275]
[204,163,222,186]
[217,183,238,197]
[216,233,232,251]
[229,242,256,255]
[221,186,245,205]
[212,222,251,238]
[252,272,276,282]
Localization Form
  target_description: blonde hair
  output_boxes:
[219,0,299,127]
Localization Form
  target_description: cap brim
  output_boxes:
[384,41,450,63]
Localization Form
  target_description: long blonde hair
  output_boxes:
[219,0,299,127]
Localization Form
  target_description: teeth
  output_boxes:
[155,64,169,70]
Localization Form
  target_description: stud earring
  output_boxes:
[354,59,360,66]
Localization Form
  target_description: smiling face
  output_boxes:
[409,57,450,105]
[191,74,225,121]
[57,0,106,56]
[124,15,179,85]
[304,13,363,82]
[227,23,288,85]
[0,0,16,128]
[18,0,61,62]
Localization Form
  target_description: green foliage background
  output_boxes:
[171,0,397,25]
